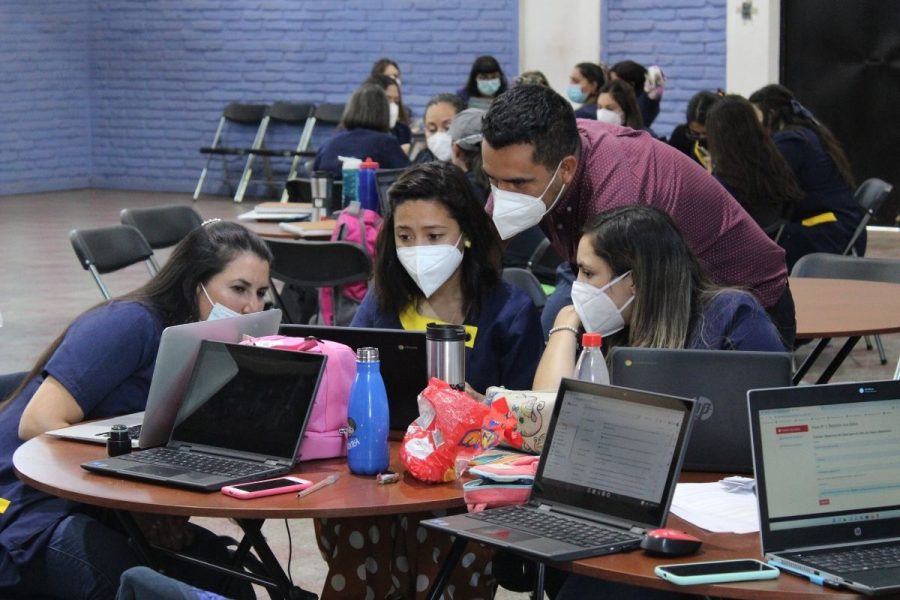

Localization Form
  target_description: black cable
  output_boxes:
[284,518,294,585]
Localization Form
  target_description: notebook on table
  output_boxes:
[279,324,427,431]
[82,340,324,492]
[749,379,900,596]
[422,379,696,562]
[47,310,282,449]
[609,347,792,473]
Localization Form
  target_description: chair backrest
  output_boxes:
[527,237,565,286]
[844,178,894,255]
[375,167,407,215]
[267,102,316,124]
[502,267,547,311]
[792,253,900,284]
[222,102,268,124]
[267,239,372,288]
[120,205,203,249]
[314,103,346,125]
[69,226,157,299]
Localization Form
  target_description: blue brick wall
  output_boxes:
[90,0,518,195]
[0,2,92,195]
[603,0,726,138]
[0,0,726,196]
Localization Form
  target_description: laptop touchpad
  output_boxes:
[472,526,539,542]
[127,464,189,477]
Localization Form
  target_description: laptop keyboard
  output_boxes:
[800,543,900,573]
[469,505,637,548]
[120,447,274,477]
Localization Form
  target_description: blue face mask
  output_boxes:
[201,284,240,321]
[567,84,588,104]
[477,78,501,97]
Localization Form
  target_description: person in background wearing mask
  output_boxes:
[457,55,509,111]
[569,62,605,119]
[596,79,646,131]
[365,74,412,154]
[667,89,723,170]
[534,206,784,391]
[447,107,490,202]
[609,59,663,128]
[0,221,271,600]
[315,162,542,600]
[312,83,410,177]
[481,84,795,347]
[414,92,465,164]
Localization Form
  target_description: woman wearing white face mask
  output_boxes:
[596,79,645,130]
[366,74,412,154]
[415,92,465,164]
[351,161,543,395]
[533,206,786,391]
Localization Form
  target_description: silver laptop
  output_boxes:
[47,310,281,448]
[422,379,696,562]
[750,380,900,596]
[279,324,427,431]
[82,340,324,492]
[609,348,792,473]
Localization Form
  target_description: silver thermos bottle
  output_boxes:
[425,323,466,390]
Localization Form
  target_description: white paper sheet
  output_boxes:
[670,481,760,534]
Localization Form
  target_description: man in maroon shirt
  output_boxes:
[481,85,795,345]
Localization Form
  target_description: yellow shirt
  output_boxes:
[398,304,478,349]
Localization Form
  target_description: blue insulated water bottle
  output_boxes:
[346,347,390,475]
[356,157,380,213]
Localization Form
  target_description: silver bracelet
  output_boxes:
[548,325,579,338]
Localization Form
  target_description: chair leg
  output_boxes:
[234,154,255,203]
[864,335,873,351]
[894,355,900,380]
[875,334,887,365]
[193,162,211,201]
[88,265,112,301]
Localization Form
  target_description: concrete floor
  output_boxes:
[1,189,898,599]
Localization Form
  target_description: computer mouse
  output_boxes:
[640,528,703,556]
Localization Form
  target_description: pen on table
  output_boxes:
[297,474,339,498]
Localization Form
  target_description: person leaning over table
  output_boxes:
[480,84,796,349]
[313,162,544,600]
[0,221,271,600]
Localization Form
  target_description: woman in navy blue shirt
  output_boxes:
[750,84,865,267]
[0,221,272,599]
[312,83,410,177]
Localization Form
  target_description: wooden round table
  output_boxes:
[790,277,900,339]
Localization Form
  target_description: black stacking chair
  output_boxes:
[266,239,371,325]
[845,178,893,256]
[245,102,317,202]
[69,226,157,300]
[526,237,565,287]
[502,267,547,313]
[120,205,203,270]
[193,102,268,201]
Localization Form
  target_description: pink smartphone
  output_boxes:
[221,476,312,500]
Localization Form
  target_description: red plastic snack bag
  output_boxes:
[400,378,512,483]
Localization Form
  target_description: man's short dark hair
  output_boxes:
[482,84,579,170]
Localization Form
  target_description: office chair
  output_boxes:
[842,177,895,362]
[502,268,547,312]
[194,102,268,201]
[791,253,900,382]
[265,239,371,325]
[69,226,157,300]
[120,205,203,270]
[526,237,565,287]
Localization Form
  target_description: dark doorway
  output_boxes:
[781,0,900,225]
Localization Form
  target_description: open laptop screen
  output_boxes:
[534,379,695,529]
[750,380,900,552]
[170,341,324,460]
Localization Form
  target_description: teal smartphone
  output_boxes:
[655,559,780,585]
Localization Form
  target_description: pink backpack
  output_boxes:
[318,202,381,326]
[241,335,355,460]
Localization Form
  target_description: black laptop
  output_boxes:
[280,324,427,431]
[422,379,696,562]
[749,379,900,596]
[609,348,792,473]
[82,341,325,492]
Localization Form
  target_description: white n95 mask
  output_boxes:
[426,131,453,162]
[490,161,565,240]
[397,236,464,298]
[201,283,240,321]
[571,272,634,336]
[389,102,400,129]
[596,108,623,126]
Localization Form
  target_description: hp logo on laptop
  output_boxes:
[695,396,714,421]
